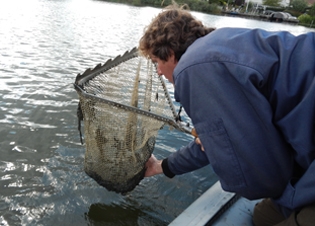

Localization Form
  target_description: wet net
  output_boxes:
[74,48,192,194]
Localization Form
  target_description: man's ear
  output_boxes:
[169,51,177,64]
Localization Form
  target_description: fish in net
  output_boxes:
[74,47,193,194]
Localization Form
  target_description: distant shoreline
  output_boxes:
[221,11,300,24]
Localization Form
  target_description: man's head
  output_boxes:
[139,4,215,62]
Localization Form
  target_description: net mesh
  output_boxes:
[74,48,179,194]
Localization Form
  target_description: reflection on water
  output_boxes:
[0,0,314,225]
[85,203,161,226]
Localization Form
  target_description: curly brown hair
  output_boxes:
[139,4,215,62]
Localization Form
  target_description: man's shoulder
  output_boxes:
[175,28,259,71]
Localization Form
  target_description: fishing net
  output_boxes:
[74,47,192,194]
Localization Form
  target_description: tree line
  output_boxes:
[99,0,222,14]
[98,0,315,27]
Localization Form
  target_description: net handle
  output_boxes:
[158,76,178,119]
[74,83,193,136]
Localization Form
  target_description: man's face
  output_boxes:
[150,54,177,84]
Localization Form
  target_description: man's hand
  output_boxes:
[144,154,163,177]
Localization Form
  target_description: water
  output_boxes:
[0,0,313,225]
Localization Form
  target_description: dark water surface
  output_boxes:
[0,0,313,225]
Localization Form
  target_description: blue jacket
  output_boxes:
[166,28,315,212]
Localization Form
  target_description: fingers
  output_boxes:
[144,154,163,177]
[195,138,205,151]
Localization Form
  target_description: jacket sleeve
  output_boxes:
[165,140,210,176]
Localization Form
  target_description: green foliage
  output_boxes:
[298,13,314,24]
[290,0,308,13]
[263,0,281,7]
[284,8,302,17]
[308,4,315,17]
[133,0,142,6]
[265,6,285,11]
[168,0,221,13]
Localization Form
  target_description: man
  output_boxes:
[139,4,315,226]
